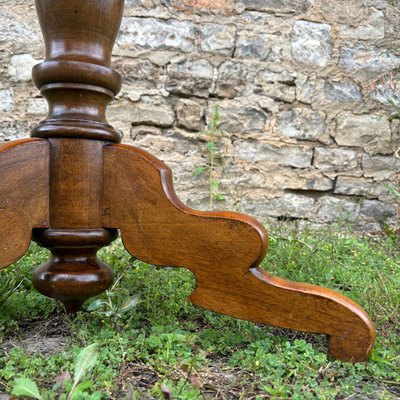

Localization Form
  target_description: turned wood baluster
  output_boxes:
[30,0,124,312]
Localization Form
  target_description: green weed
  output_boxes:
[193,104,225,208]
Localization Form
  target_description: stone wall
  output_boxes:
[1,0,399,230]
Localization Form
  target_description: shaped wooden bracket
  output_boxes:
[102,144,375,362]
[0,139,49,268]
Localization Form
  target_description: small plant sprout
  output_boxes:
[86,260,141,320]
[11,377,42,400]
[11,343,100,400]
[67,343,99,400]
[193,104,225,208]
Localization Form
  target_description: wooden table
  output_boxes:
[0,0,375,362]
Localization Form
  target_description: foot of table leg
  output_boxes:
[102,144,375,362]
[32,228,118,312]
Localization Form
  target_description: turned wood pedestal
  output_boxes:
[0,0,375,362]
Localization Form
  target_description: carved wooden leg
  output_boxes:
[29,139,119,312]
[0,139,49,268]
[102,144,375,362]
[31,228,117,313]
[23,0,125,312]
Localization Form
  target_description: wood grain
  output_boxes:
[31,139,116,310]
[26,0,124,310]
[103,144,375,362]
[48,139,103,229]
[0,139,49,268]
[32,0,123,143]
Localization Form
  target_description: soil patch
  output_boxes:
[0,312,70,356]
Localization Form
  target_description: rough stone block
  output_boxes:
[316,197,359,222]
[258,82,296,103]
[212,101,266,134]
[118,84,150,102]
[295,77,363,106]
[291,21,332,68]
[0,89,14,112]
[334,112,391,152]
[295,75,315,104]
[235,140,313,168]
[166,59,213,98]
[9,54,42,82]
[294,171,333,191]
[234,31,270,61]
[255,68,295,85]
[132,103,175,128]
[334,176,375,197]
[130,125,162,140]
[224,166,273,189]
[362,154,400,180]
[114,59,160,83]
[108,97,175,128]
[371,72,400,107]
[176,99,204,131]
[323,79,362,104]
[214,61,247,98]
[254,68,296,103]
[0,11,41,54]
[360,199,397,220]
[314,147,358,172]
[132,133,197,163]
[0,121,29,141]
[257,97,280,114]
[276,108,328,143]
[334,177,391,201]
[278,169,333,191]
[162,0,235,15]
[125,0,154,9]
[239,0,311,14]
[118,17,195,53]
[338,8,384,40]
[264,193,315,219]
[26,97,48,115]
[340,45,400,72]
[198,24,236,56]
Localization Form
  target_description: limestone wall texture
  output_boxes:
[1,0,399,230]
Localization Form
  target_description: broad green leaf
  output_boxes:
[120,295,141,313]
[12,377,42,400]
[86,299,107,311]
[67,344,99,400]
[74,380,93,392]
[73,343,99,387]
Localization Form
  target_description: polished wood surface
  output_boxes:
[0,0,376,362]
[32,228,117,313]
[48,139,103,229]
[103,144,375,362]
[31,139,116,311]
[0,139,49,268]
[28,0,124,308]
[32,0,123,143]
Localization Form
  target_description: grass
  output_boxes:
[0,226,399,399]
